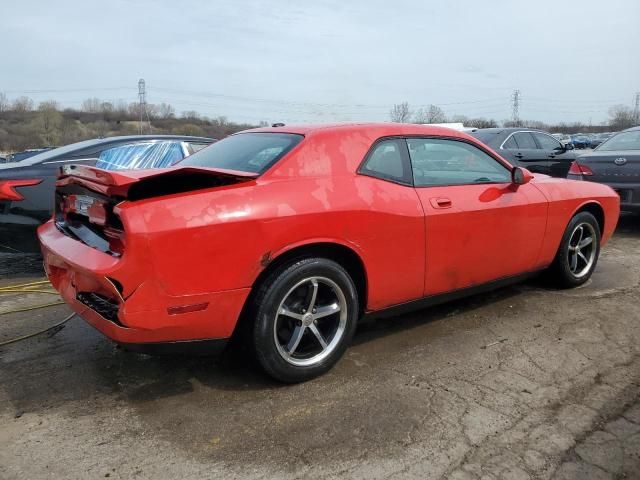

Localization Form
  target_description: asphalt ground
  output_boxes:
[1,214,639,479]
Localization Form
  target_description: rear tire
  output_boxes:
[250,257,358,383]
[548,211,601,288]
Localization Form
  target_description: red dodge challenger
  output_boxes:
[39,123,620,382]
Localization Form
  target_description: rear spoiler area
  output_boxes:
[57,164,258,201]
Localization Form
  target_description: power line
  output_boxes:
[3,87,133,94]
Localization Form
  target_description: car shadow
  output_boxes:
[1,282,523,415]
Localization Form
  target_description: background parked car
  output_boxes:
[589,133,614,149]
[8,147,57,163]
[0,135,215,252]
[552,133,573,148]
[568,126,640,212]
[471,128,576,177]
[570,134,591,149]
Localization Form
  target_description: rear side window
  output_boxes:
[512,132,537,149]
[407,138,510,187]
[359,139,411,184]
[187,142,210,154]
[533,132,562,150]
[502,136,518,149]
[180,132,303,174]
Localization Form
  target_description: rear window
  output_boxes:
[96,141,185,170]
[597,130,640,151]
[179,132,303,174]
[470,131,499,146]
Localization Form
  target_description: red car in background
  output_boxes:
[39,124,620,382]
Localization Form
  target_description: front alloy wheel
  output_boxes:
[566,222,597,279]
[549,211,601,288]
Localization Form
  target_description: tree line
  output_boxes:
[389,101,639,133]
[1,92,637,152]
[0,93,256,152]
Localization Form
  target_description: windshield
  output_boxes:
[179,132,304,174]
[597,130,640,151]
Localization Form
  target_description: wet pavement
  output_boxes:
[1,215,639,479]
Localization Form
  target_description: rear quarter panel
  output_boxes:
[120,128,426,311]
[532,177,620,266]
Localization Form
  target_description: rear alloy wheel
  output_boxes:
[549,211,601,288]
[252,258,358,383]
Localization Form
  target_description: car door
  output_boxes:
[501,131,550,175]
[531,132,575,178]
[357,138,426,308]
[406,137,548,296]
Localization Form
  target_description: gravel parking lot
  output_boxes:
[1,215,639,480]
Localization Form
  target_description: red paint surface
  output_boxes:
[39,124,620,345]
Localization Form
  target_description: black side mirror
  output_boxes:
[512,166,533,185]
[564,143,575,150]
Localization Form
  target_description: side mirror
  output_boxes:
[564,143,575,150]
[512,166,533,185]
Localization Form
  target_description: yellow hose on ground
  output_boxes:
[0,312,75,347]
[0,279,75,346]
[0,279,50,290]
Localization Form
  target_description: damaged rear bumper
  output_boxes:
[38,220,250,346]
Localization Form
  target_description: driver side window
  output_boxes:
[407,138,511,187]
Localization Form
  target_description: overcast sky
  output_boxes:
[3,0,639,125]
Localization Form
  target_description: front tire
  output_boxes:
[548,211,601,288]
[251,258,358,383]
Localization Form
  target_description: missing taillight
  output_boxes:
[0,179,42,201]
[103,227,125,256]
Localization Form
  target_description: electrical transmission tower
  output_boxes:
[511,89,520,126]
[138,79,150,134]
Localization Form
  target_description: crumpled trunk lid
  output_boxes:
[57,164,258,200]
[53,165,258,256]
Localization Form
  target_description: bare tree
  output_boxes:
[467,117,498,128]
[414,104,446,124]
[114,100,129,116]
[35,107,62,145]
[12,96,34,112]
[390,102,412,123]
[38,100,59,112]
[0,92,8,112]
[156,102,175,119]
[609,105,636,130]
[181,110,200,120]
[100,102,114,113]
[81,97,102,113]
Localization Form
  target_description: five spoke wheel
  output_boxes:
[567,222,597,278]
[274,276,347,367]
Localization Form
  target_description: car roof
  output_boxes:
[243,122,476,140]
[471,127,548,135]
[623,126,640,132]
